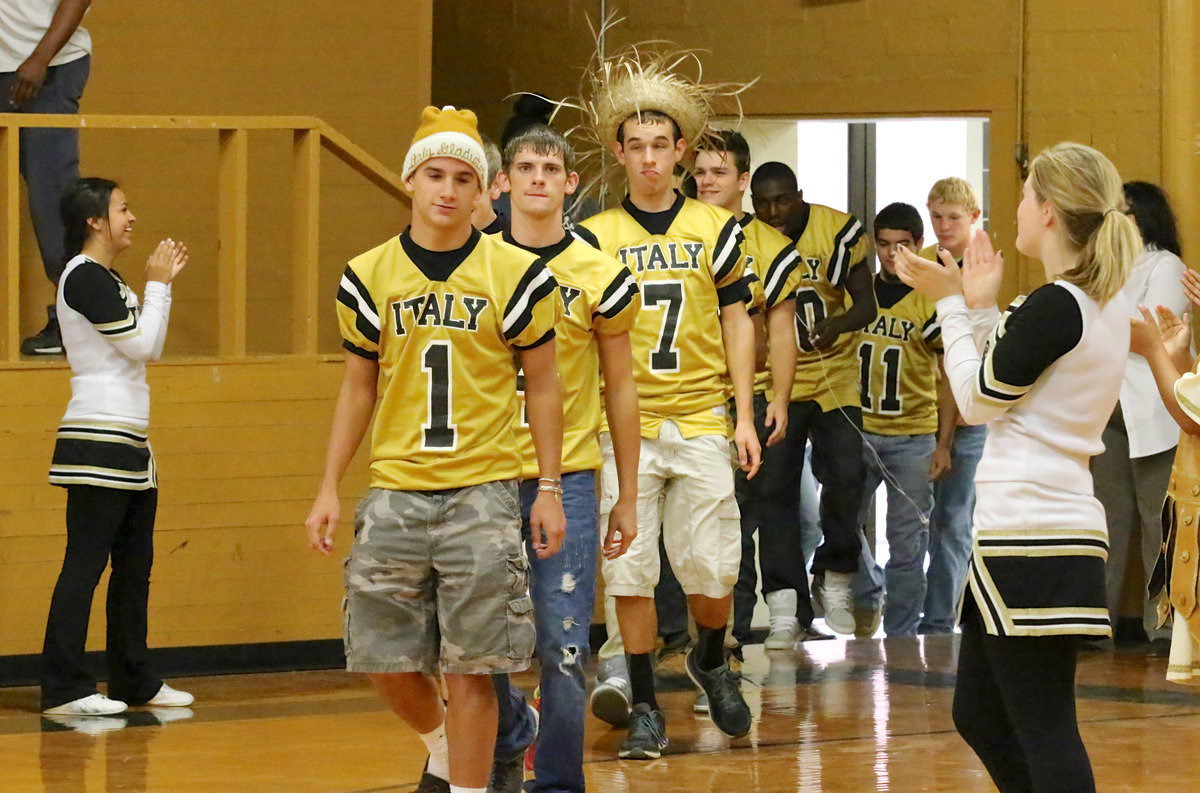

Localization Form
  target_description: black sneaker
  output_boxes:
[618,703,667,760]
[487,746,526,793]
[20,306,62,355]
[685,648,751,738]
[414,760,450,793]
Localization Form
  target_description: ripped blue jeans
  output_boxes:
[494,469,597,793]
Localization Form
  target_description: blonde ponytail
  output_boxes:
[1028,142,1142,303]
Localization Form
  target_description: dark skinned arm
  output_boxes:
[807,261,877,351]
[9,0,92,108]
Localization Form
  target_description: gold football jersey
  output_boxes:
[337,229,561,491]
[858,277,942,435]
[740,214,804,394]
[580,193,748,438]
[786,204,873,410]
[502,229,641,479]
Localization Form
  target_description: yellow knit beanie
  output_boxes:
[402,105,488,187]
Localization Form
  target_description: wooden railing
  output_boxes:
[0,114,410,362]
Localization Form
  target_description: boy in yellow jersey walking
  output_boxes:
[857,203,954,636]
[751,161,878,635]
[692,131,813,650]
[486,124,642,793]
[919,177,986,634]
[577,42,760,759]
[305,106,565,793]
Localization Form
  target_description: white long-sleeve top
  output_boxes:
[57,254,172,431]
[1116,246,1189,457]
[935,280,1129,495]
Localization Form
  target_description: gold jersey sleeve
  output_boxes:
[787,204,873,410]
[513,233,641,479]
[857,279,942,435]
[336,231,561,491]
[581,195,747,438]
[742,215,804,394]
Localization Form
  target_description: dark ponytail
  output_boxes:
[60,177,118,260]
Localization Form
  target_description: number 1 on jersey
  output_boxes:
[421,341,457,450]
[643,280,684,373]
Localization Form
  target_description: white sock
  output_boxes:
[449,787,486,793]
[418,723,449,781]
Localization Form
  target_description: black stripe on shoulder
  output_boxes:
[337,266,381,345]
[828,216,865,286]
[503,258,558,341]
[763,247,801,306]
[595,270,638,319]
[711,216,745,285]
[570,225,601,250]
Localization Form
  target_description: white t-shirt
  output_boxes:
[1118,246,1189,458]
[0,0,91,73]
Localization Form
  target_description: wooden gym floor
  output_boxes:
[1,636,1197,792]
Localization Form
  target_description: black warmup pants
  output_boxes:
[734,394,814,638]
[40,485,162,709]
[953,601,1095,793]
[756,398,865,571]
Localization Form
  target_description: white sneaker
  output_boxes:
[589,675,631,728]
[817,572,856,635]
[764,589,800,650]
[144,683,194,707]
[43,693,127,716]
[42,714,127,734]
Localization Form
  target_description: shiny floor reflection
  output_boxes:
[1,636,1197,792]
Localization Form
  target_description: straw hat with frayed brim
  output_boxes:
[564,16,757,206]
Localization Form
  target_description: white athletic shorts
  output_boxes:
[599,420,740,598]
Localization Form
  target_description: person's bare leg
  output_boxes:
[615,595,658,654]
[444,673,498,789]
[688,593,731,631]
[367,671,444,732]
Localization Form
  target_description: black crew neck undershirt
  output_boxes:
[874,276,913,309]
[399,227,481,282]
[501,228,572,261]
[621,190,686,237]
[481,211,509,236]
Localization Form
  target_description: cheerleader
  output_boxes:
[40,178,193,716]
[896,142,1141,793]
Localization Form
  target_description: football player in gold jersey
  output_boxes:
[918,176,987,635]
[857,202,955,636]
[580,109,759,756]
[486,124,642,793]
[750,161,878,636]
[693,131,824,651]
[305,106,565,793]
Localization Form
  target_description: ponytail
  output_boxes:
[60,177,119,261]
[1028,143,1141,304]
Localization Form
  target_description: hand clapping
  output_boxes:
[145,239,188,285]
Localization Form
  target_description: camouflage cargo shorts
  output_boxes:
[343,480,535,675]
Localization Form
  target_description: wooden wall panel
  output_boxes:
[0,359,371,656]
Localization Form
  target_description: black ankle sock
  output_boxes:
[627,653,658,710]
[695,625,726,672]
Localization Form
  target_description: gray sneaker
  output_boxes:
[589,675,631,728]
[619,703,667,759]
